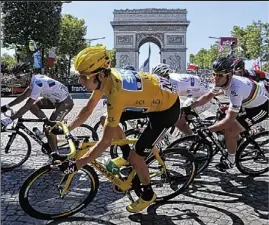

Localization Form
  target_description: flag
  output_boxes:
[253,61,260,70]
[220,37,238,46]
[139,43,151,72]
[218,45,224,53]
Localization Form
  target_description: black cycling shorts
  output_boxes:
[36,96,74,121]
[237,100,269,129]
[120,97,181,157]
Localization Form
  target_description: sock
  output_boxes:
[227,153,235,164]
[141,183,154,201]
[120,144,131,160]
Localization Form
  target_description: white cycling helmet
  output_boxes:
[152,63,173,77]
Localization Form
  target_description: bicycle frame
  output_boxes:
[53,122,168,198]
[9,118,46,147]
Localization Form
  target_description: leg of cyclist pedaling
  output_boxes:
[224,121,245,164]
[48,99,74,152]
[175,116,193,135]
[100,115,130,160]
[29,104,47,119]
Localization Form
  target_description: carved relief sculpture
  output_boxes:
[119,55,130,68]
[116,35,133,45]
[167,35,184,45]
[168,54,181,72]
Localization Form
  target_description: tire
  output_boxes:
[94,121,128,139]
[167,135,213,175]
[132,148,196,202]
[236,131,269,176]
[1,130,31,171]
[19,164,99,220]
[110,128,141,159]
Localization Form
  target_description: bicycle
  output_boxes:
[1,109,98,171]
[19,121,197,220]
[167,108,268,176]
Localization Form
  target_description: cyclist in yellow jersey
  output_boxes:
[52,46,180,213]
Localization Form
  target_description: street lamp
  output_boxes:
[86,37,106,46]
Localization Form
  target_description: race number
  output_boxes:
[158,76,176,93]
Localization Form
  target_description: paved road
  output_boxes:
[1,97,268,225]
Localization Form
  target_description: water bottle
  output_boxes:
[33,127,45,140]
[102,157,120,175]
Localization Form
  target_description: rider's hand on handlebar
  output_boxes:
[181,106,192,115]
[1,105,9,113]
[1,117,13,131]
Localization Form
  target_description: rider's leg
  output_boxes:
[100,114,130,160]
[127,98,180,213]
[47,96,74,152]
[175,116,193,135]
[224,120,245,164]
[29,103,47,119]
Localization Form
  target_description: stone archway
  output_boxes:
[111,8,190,73]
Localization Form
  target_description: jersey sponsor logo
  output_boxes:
[135,100,144,105]
[124,106,149,112]
[231,90,238,97]
[107,116,115,123]
[117,69,143,92]
[47,80,56,88]
[35,80,43,87]
[151,99,160,106]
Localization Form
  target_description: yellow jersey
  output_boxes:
[91,68,178,127]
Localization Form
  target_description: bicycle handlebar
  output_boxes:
[47,121,76,159]
[3,108,15,118]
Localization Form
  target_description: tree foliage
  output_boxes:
[2,1,62,62]
[191,21,269,70]
[57,14,87,76]
[1,53,17,69]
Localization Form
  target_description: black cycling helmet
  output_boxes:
[212,57,234,73]
[231,58,245,71]
[124,65,136,71]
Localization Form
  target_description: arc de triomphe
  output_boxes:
[110,8,190,73]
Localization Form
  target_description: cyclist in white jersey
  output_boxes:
[182,57,269,171]
[151,63,212,135]
[1,72,74,153]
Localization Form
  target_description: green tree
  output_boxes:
[92,43,117,67]
[262,63,269,72]
[189,54,195,64]
[57,14,87,76]
[231,20,269,62]
[2,2,62,64]
[0,53,17,70]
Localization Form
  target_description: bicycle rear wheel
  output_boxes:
[19,164,99,220]
[236,131,269,176]
[1,130,31,171]
[132,148,196,202]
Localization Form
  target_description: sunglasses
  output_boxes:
[212,72,229,78]
[79,72,99,80]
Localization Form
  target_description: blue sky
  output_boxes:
[1,1,268,71]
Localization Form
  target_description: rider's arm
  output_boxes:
[209,88,243,132]
[68,91,102,131]
[190,91,215,109]
[75,96,123,169]
[7,87,31,107]
[10,98,36,120]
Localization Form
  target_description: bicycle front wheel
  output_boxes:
[167,135,213,175]
[132,148,196,202]
[236,131,269,176]
[1,130,31,171]
[19,164,99,220]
